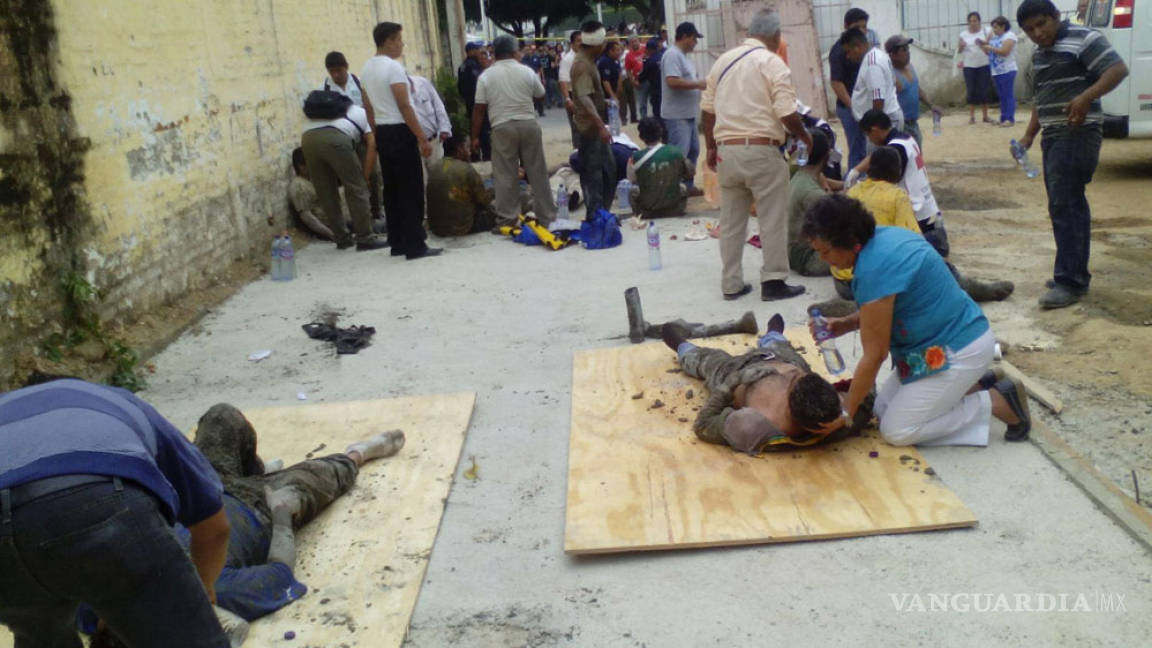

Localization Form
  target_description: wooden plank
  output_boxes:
[997,359,1065,414]
[564,331,977,554]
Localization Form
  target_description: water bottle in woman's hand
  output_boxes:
[810,308,846,375]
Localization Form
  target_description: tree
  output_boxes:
[464,0,592,38]
[602,0,665,33]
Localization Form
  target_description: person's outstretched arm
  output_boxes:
[187,508,230,603]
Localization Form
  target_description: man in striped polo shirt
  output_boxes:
[1014,0,1128,309]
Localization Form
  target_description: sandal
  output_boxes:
[994,378,1032,441]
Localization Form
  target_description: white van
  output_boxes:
[1083,0,1152,137]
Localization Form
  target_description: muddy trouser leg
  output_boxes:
[678,346,740,393]
[262,455,359,528]
[834,278,854,301]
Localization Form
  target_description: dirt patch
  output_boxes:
[933,183,1023,211]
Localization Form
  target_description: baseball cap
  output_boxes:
[674,22,704,40]
[884,34,914,52]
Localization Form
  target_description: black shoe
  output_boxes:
[661,321,691,351]
[355,239,390,252]
[766,313,785,335]
[336,240,354,250]
[723,283,753,301]
[761,280,805,301]
[406,247,443,260]
[977,367,1006,390]
[994,378,1031,441]
[1039,284,1082,310]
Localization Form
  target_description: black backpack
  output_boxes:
[302,90,352,119]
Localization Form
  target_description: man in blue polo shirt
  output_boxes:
[1014,0,1127,310]
[0,378,231,647]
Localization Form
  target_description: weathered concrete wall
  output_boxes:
[0,0,446,383]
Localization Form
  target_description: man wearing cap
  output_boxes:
[661,315,856,455]
[886,34,940,147]
[701,8,812,302]
[661,22,707,195]
[321,51,383,223]
[471,35,557,228]
[457,42,491,161]
[570,21,616,218]
[841,28,904,139]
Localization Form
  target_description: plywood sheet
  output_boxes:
[565,332,976,554]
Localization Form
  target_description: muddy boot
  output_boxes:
[625,287,646,343]
[645,318,704,339]
[807,298,858,319]
[661,321,691,351]
[687,311,759,338]
[962,277,1015,302]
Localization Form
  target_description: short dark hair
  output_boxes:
[637,116,664,144]
[443,136,464,157]
[839,28,870,48]
[805,128,830,167]
[1016,0,1060,27]
[569,30,581,43]
[844,8,869,27]
[991,16,1011,30]
[291,146,305,172]
[858,108,892,132]
[373,21,402,47]
[789,374,843,434]
[869,147,903,183]
[967,11,982,22]
[581,20,604,34]
[324,51,348,69]
[801,194,877,250]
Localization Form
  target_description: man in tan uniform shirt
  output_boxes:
[701,9,811,302]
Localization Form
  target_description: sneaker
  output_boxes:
[336,240,354,250]
[994,377,1031,441]
[761,280,805,301]
[723,283,753,301]
[1039,284,1082,309]
[355,238,390,251]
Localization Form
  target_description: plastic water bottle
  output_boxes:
[932,109,942,136]
[280,235,297,280]
[810,308,846,375]
[556,182,569,220]
[1010,139,1040,178]
[270,236,283,280]
[795,140,808,166]
[615,179,632,212]
[646,220,661,270]
[608,100,622,136]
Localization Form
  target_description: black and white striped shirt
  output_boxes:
[1031,21,1123,132]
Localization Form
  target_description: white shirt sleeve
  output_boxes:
[559,53,573,83]
[430,83,452,134]
[347,105,370,137]
[861,61,884,101]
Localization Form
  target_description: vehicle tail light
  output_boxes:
[1114,0,1134,28]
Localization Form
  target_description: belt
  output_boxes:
[1,474,119,518]
[719,137,782,147]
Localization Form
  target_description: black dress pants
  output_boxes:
[376,124,428,258]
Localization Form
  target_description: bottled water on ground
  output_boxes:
[1010,139,1040,178]
[795,141,808,166]
[271,236,283,280]
[646,220,661,270]
[607,101,622,136]
[615,179,632,212]
[810,308,846,375]
[556,183,568,220]
[280,235,297,280]
[932,109,942,136]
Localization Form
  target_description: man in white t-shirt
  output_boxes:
[300,98,388,251]
[558,30,582,148]
[360,22,441,260]
[841,29,903,135]
[321,51,383,222]
[471,35,556,228]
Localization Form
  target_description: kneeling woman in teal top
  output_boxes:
[801,194,1030,446]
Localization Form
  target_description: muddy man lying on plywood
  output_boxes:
[662,314,874,454]
[89,404,405,648]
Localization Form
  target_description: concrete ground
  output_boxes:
[137,111,1149,647]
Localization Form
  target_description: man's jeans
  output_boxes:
[636,81,650,119]
[663,117,700,190]
[0,480,228,648]
[836,104,867,170]
[576,134,616,219]
[1041,126,1102,292]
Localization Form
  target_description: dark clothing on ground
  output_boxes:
[426,157,497,236]
[376,124,428,258]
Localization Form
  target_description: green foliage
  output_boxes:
[468,0,592,37]
[41,272,146,391]
[435,66,470,140]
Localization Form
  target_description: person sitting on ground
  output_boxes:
[89,403,406,646]
[288,147,337,240]
[567,136,637,199]
[802,194,1031,447]
[662,314,867,454]
[787,129,834,277]
[426,136,498,237]
[625,116,692,218]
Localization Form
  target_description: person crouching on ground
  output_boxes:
[626,117,692,218]
[662,314,862,453]
[801,194,1031,446]
[426,137,498,237]
[288,147,337,241]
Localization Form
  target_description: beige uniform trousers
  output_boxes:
[490,118,557,225]
[716,143,791,294]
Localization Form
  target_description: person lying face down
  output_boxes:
[89,403,405,647]
[662,314,868,454]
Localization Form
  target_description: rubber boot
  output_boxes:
[625,287,646,343]
[688,311,759,338]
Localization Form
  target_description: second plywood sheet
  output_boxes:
[565,332,976,554]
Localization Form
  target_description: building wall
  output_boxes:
[0,1,446,384]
